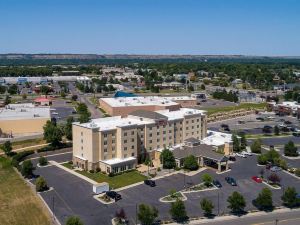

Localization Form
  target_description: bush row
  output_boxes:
[36,142,72,153]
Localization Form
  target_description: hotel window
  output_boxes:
[180,128,182,131]
[141,135,144,138]
[124,154,127,158]
[132,153,135,157]
[157,126,159,129]
[124,132,127,136]
[169,130,172,133]
[149,147,152,150]
[149,140,152,143]
[186,133,189,136]
[163,131,166,134]
[104,148,107,153]
[197,125,199,128]
[81,132,83,136]
[157,145,160,149]
[104,133,107,138]
[124,147,127,151]
[81,139,83,143]
[186,127,189,130]
[163,137,166,141]
[186,121,189,124]
[180,121,182,124]
[157,138,160,142]
[192,132,194,135]
[112,154,115,158]
[124,140,127,144]
[150,133,152,137]
[112,146,115,151]
[81,146,83,150]
[112,133,115,137]
[131,138,134,142]
[131,145,134,149]
[197,119,199,122]
[131,131,134,135]
[192,126,194,129]
[192,120,194,123]
[112,139,115,143]
[104,140,107,145]
[163,125,166,128]
[149,127,152,130]
[157,132,160,135]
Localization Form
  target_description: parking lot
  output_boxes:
[32,152,300,225]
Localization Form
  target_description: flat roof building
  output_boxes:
[0,103,50,137]
[72,108,207,172]
[99,96,197,117]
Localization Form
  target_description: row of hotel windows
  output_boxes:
[103,152,135,160]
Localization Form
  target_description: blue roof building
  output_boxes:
[114,91,137,98]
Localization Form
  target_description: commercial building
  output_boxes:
[0,103,50,137]
[267,101,299,116]
[72,108,207,172]
[99,96,198,117]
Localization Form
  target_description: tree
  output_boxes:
[160,149,176,169]
[240,133,247,150]
[38,156,48,166]
[227,191,246,214]
[61,91,66,98]
[232,134,240,152]
[1,141,12,156]
[4,95,11,105]
[268,173,281,184]
[65,116,74,140]
[200,84,206,90]
[202,173,213,187]
[8,84,18,95]
[21,160,35,178]
[115,208,126,223]
[71,94,78,101]
[282,187,299,208]
[274,125,280,135]
[78,112,91,123]
[65,216,84,225]
[43,120,63,146]
[183,155,199,171]
[137,204,158,225]
[284,141,298,157]
[170,199,188,222]
[200,198,214,216]
[251,139,262,154]
[254,188,273,211]
[22,93,27,100]
[35,176,48,192]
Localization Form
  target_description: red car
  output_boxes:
[252,176,262,183]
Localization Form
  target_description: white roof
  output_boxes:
[100,96,195,107]
[157,108,206,120]
[101,157,136,165]
[0,103,51,121]
[201,130,232,146]
[74,116,152,131]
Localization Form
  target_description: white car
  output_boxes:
[236,153,246,158]
[242,151,252,156]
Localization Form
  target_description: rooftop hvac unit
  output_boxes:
[33,114,39,117]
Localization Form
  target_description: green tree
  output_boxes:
[274,125,280,135]
[227,191,246,214]
[137,204,158,225]
[232,134,240,152]
[65,216,84,225]
[71,94,78,101]
[183,155,199,171]
[160,149,176,169]
[257,154,268,165]
[4,95,11,105]
[22,93,27,100]
[61,91,66,98]
[43,120,63,146]
[251,139,262,154]
[65,116,74,140]
[170,199,188,222]
[8,84,18,95]
[78,112,91,123]
[202,173,213,187]
[35,176,48,192]
[284,141,298,157]
[1,141,12,156]
[200,198,214,216]
[240,133,247,150]
[21,160,35,178]
[281,187,299,208]
[38,156,48,166]
[254,188,273,211]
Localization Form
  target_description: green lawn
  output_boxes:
[66,166,147,189]
[246,133,292,139]
[0,157,50,225]
[204,102,267,116]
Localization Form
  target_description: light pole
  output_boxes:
[218,192,220,216]
[135,203,138,225]
[275,219,279,225]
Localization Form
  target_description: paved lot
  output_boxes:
[33,153,300,225]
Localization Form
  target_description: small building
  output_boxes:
[17,77,28,85]
[171,138,229,172]
[201,130,233,155]
[34,96,52,106]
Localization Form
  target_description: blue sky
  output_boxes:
[0,0,299,56]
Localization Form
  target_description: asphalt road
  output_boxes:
[33,152,300,225]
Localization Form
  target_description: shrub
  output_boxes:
[294,169,300,177]
[202,174,213,187]
[108,172,114,177]
[268,173,281,184]
[12,150,34,164]
[38,156,48,166]
[227,191,246,214]
[284,141,299,157]
[35,176,48,192]
[96,167,101,173]
[200,198,214,216]
[66,216,84,225]
[257,154,268,165]
[254,188,273,211]
[157,167,161,172]
[89,169,94,173]
[281,187,299,208]
[21,160,35,178]
[170,199,188,222]
[251,139,262,154]
[183,155,199,171]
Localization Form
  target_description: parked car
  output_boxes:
[144,179,156,187]
[270,166,282,172]
[106,191,122,201]
[256,117,265,121]
[242,151,252,156]
[284,120,292,125]
[229,156,236,161]
[213,180,222,188]
[292,132,300,137]
[225,177,237,186]
[236,153,246,158]
[238,120,245,124]
[266,163,272,170]
[251,176,262,183]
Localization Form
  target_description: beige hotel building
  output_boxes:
[72,108,207,173]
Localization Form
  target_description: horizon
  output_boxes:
[1,0,300,56]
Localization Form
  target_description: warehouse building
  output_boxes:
[99,96,197,117]
[0,103,50,137]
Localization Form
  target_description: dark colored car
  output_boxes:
[225,177,237,186]
[213,180,222,188]
[144,179,156,187]
[284,120,292,125]
[106,191,122,201]
[256,117,265,121]
[229,156,236,161]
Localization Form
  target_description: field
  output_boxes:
[204,102,267,116]
[0,157,51,225]
[62,163,147,189]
